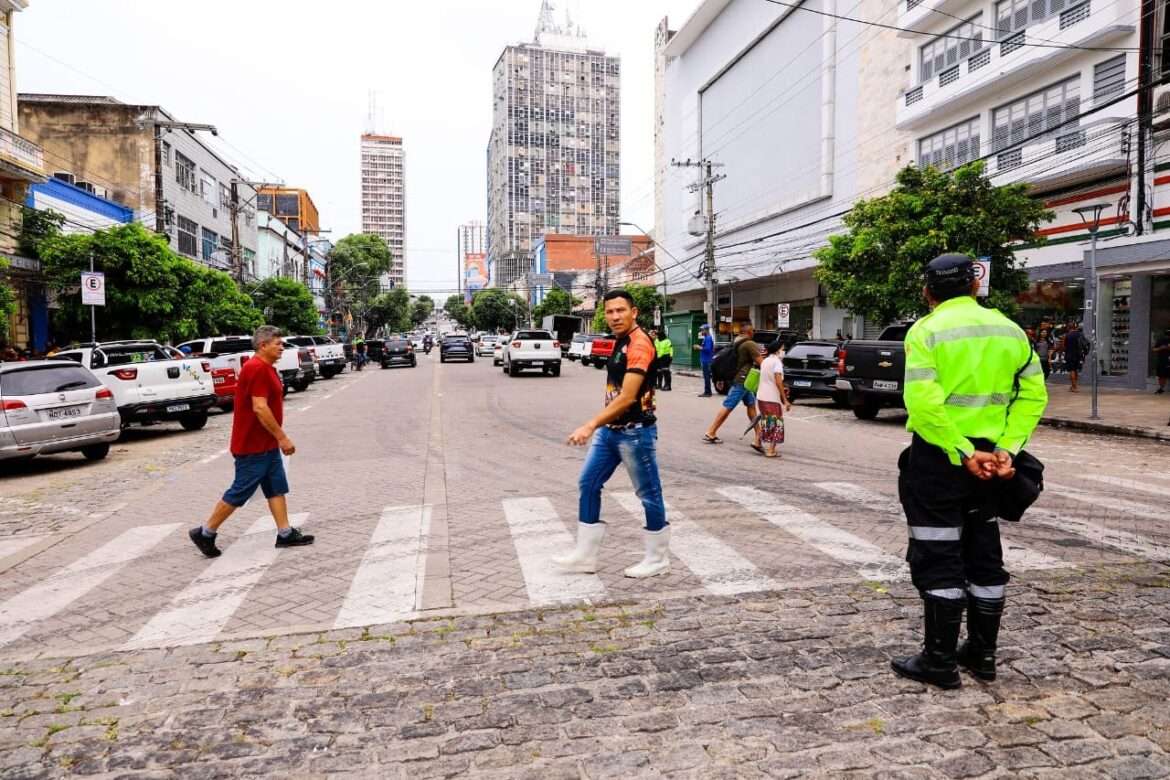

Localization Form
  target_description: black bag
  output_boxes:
[711,338,743,384]
[997,351,1045,521]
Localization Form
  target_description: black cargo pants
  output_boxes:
[897,435,1009,601]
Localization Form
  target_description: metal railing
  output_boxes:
[0,125,44,173]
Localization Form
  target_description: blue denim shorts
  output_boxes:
[722,382,757,410]
[223,449,288,507]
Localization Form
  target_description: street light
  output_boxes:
[1071,203,1109,421]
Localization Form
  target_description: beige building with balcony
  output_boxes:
[0,0,48,350]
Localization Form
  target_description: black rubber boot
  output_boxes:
[957,594,1004,681]
[891,595,964,690]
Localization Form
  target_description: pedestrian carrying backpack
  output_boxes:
[711,338,743,384]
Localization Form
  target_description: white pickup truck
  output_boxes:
[177,335,314,393]
[286,335,346,379]
[52,341,218,430]
[502,329,562,377]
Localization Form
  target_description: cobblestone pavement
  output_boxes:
[1,562,1169,778]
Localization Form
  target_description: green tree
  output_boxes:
[19,206,65,259]
[366,288,412,335]
[330,233,393,315]
[471,289,529,333]
[814,162,1052,324]
[249,277,321,335]
[0,258,16,342]
[37,223,262,344]
[411,294,435,326]
[443,294,474,330]
[591,283,666,333]
[532,287,582,322]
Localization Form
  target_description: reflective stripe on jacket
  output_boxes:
[903,296,1048,465]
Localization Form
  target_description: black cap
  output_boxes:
[924,253,976,292]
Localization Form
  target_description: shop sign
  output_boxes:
[777,303,791,328]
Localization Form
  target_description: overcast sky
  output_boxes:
[17,0,701,296]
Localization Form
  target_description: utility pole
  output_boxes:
[671,158,725,330]
[229,181,241,283]
[1136,0,1156,234]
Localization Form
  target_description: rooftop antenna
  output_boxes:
[535,0,559,40]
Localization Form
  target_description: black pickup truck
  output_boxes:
[834,324,912,420]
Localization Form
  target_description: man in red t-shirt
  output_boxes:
[188,325,314,558]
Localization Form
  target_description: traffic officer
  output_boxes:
[892,253,1048,689]
[654,330,674,391]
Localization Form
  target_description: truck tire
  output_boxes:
[295,378,310,392]
[593,361,605,370]
[831,390,850,408]
[852,400,881,420]
[180,412,209,431]
[81,443,110,461]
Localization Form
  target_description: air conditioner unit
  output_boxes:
[53,172,75,185]
[1154,84,1170,130]
[75,181,96,195]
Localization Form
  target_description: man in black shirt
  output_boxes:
[555,289,670,579]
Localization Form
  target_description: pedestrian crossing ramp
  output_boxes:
[0,477,1167,659]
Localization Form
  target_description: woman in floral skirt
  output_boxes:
[756,339,792,458]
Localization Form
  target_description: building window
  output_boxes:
[176,215,198,257]
[992,76,1081,153]
[920,15,984,82]
[257,193,273,212]
[918,117,982,169]
[996,0,1068,40]
[275,194,299,216]
[162,142,172,167]
[200,172,217,205]
[175,152,197,192]
[1161,2,1170,80]
[220,183,231,208]
[1093,54,1126,103]
[201,227,218,263]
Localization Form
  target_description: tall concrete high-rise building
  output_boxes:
[486,1,620,288]
[360,133,406,288]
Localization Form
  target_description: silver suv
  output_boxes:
[1,360,121,462]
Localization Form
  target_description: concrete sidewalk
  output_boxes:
[1041,386,1170,442]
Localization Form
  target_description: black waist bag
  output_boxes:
[995,450,1044,522]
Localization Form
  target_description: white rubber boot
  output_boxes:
[552,522,606,573]
[624,527,671,579]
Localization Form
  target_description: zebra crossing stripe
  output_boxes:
[502,498,605,606]
[1029,508,1170,562]
[124,514,308,650]
[613,492,779,595]
[814,482,1068,572]
[335,505,431,629]
[1081,475,1170,500]
[0,524,179,648]
[719,486,909,582]
[0,535,50,562]
[1048,484,1163,522]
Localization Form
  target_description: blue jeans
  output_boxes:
[701,361,713,394]
[223,449,288,507]
[578,426,667,531]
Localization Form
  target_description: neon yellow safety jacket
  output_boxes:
[655,338,674,359]
[903,295,1048,465]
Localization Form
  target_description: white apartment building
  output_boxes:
[360,133,406,288]
[256,211,306,282]
[486,1,621,287]
[657,0,910,339]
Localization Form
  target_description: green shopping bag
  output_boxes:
[743,367,760,394]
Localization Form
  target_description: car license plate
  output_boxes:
[166,403,190,413]
[46,406,82,421]
[873,380,899,391]
[532,360,543,366]
[792,380,812,388]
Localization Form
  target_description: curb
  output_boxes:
[1039,416,1170,443]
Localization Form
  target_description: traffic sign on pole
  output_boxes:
[81,272,106,306]
[974,257,991,297]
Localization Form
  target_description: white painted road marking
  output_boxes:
[335,506,431,628]
[814,482,1068,572]
[615,491,779,595]
[719,485,909,582]
[1081,475,1170,499]
[502,498,605,606]
[0,524,179,648]
[124,514,308,650]
[1048,484,1163,522]
[0,535,50,562]
[1029,508,1170,562]
[198,449,228,465]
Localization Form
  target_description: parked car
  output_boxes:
[51,341,217,431]
[175,335,255,376]
[581,334,615,369]
[493,336,508,366]
[210,367,237,411]
[276,345,316,392]
[567,333,589,362]
[477,335,500,357]
[502,329,561,377]
[286,335,346,378]
[783,341,848,406]
[1,360,121,462]
[835,325,912,419]
[440,335,475,363]
[381,337,417,368]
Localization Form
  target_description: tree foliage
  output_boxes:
[591,283,666,333]
[19,206,65,259]
[814,162,1052,324]
[532,287,582,323]
[36,223,262,344]
[411,295,435,326]
[0,258,15,342]
[330,233,393,312]
[249,277,321,335]
[443,294,474,330]
[470,289,529,333]
[366,288,412,335]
